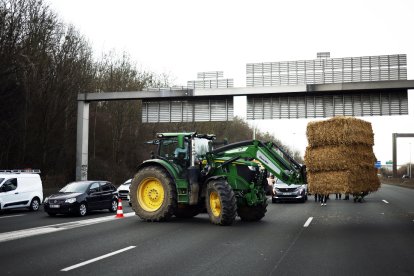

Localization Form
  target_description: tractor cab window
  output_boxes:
[159,138,189,163]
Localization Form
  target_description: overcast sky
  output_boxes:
[48,0,414,166]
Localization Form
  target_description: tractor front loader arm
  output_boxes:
[207,140,306,185]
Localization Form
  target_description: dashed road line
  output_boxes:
[61,246,136,272]
[382,200,389,204]
[0,214,26,219]
[303,217,313,227]
[0,212,135,243]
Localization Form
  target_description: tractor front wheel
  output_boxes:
[237,202,267,222]
[206,180,236,226]
[130,166,177,221]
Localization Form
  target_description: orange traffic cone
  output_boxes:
[115,198,124,218]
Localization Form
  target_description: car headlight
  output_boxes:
[44,197,49,203]
[65,198,76,204]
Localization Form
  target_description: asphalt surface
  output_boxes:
[0,184,413,275]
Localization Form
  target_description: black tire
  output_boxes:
[206,180,236,226]
[109,200,118,212]
[272,198,278,203]
[78,202,87,216]
[29,198,40,211]
[130,166,177,222]
[47,212,56,217]
[174,203,203,218]
[237,202,267,222]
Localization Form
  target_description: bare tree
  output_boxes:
[0,0,94,184]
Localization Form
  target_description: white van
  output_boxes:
[0,170,43,211]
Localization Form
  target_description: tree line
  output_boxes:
[0,0,300,189]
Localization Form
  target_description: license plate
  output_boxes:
[282,193,293,195]
[49,204,60,208]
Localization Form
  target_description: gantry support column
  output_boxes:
[392,133,397,178]
[76,100,89,181]
[392,133,414,178]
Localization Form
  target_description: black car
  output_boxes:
[44,181,118,216]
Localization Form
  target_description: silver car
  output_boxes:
[272,179,308,203]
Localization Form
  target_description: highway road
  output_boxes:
[0,184,413,275]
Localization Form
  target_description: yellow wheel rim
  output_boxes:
[137,177,165,212]
[209,191,221,217]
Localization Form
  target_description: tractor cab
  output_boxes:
[153,133,215,170]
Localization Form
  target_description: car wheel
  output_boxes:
[47,212,56,217]
[109,200,118,212]
[272,198,277,203]
[78,203,87,216]
[29,198,40,211]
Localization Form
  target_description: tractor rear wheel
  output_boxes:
[206,180,236,226]
[237,202,267,222]
[130,166,177,222]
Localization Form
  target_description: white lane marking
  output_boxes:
[303,217,313,228]
[0,227,63,242]
[61,246,136,271]
[0,214,25,219]
[382,200,389,204]
[0,212,135,243]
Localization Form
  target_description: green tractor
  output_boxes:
[130,132,306,225]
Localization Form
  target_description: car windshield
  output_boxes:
[59,182,90,193]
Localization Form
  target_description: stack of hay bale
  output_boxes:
[305,116,380,195]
